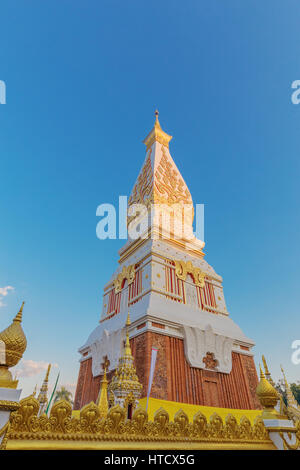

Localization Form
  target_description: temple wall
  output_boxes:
[74,332,260,410]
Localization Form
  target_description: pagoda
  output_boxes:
[74,112,260,411]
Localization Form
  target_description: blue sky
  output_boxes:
[1,0,300,398]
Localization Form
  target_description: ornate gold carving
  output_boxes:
[7,398,271,447]
[174,260,205,287]
[108,314,142,400]
[279,420,300,450]
[0,302,27,389]
[0,422,10,450]
[154,146,193,207]
[0,400,20,412]
[132,407,148,433]
[80,402,101,433]
[128,148,154,227]
[114,264,136,293]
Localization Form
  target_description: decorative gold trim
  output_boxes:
[174,260,205,287]
[114,265,136,293]
[0,400,20,412]
[7,397,272,449]
[0,421,10,450]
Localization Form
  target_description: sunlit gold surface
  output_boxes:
[175,260,205,287]
[6,395,274,450]
[0,302,27,389]
[143,110,173,151]
[96,368,108,419]
[114,264,136,293]
[256,365,280,419]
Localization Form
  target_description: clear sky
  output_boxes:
[1,0,300,399]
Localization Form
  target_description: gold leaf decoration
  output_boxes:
[114,264,136,293]
[7,395,273,448]
[175,260,205,287]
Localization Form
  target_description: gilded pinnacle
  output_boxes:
[45,364,51,382]
[143,110,172,150]
[14,301,25,323]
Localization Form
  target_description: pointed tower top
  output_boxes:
[256,364,279,417]
[259,363,265,379]
[97,368,109,418]
[45,363,51,382]
[143,110,172,150]
[124,312,132,357]
[14,301,25,323]
[262,355,275,386]
[281,364,299,409]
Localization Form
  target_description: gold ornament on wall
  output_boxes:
[114,264,136,293]
[174,260,205,288]
[7,398,271,448]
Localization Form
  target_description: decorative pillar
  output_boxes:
[0,302,27,450]
[96,367,108,419]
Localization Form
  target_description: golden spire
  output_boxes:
[14,301,25,323]
[0,302,27,389]
[124,311,132,357]
[108,313,142,403]
[262,355,275,386]
[45,363,51,382]
[37,364,51,415]
[143,110,172,150]
[97,367,109,419]
[256,364,279,419]
[281,365,299,409]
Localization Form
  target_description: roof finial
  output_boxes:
[124,311,132,356]
[154,109,161,129]
[281,364,299,408]
[14,301,25,323]
[262,355,275,386]
[143,109,172,149]
[126,311,131,327]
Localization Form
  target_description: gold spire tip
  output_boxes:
[126,311,131,327]
[45,363,51,381]
[14,301,25,323]
[259,363,265,379]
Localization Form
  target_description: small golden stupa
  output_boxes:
[108,312,142,417]
[0,302,27,389]
[256,364,279,419]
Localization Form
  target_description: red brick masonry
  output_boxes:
[74,331,260,410]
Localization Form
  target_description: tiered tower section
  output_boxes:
[74,113,260,411]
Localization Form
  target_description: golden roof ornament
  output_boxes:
[281,364,300,409]
[96,367,109,419]
[37,364,51,415]
[0,301,27,389]
[256,364,280,419]
[262,355,275,386]
[143,110,173,151]
[108,312,142,409]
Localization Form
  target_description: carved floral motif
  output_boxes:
[7,396,270,445]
